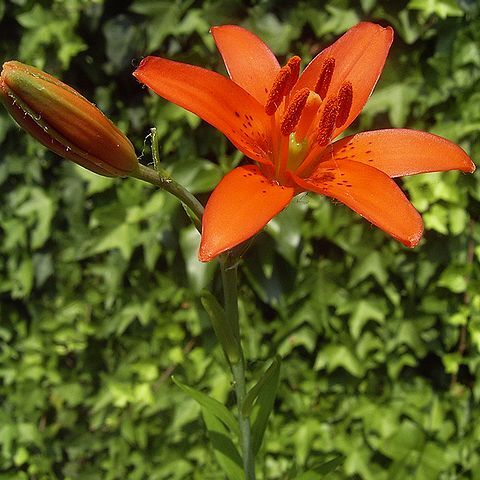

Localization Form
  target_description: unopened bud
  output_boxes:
[0,61,138,177]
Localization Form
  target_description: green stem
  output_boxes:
[220,256,256,480]
[132,163,204,230]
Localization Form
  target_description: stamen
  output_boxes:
[295,91,322,142]
[265,67,291,115]
[316,96,338,146]
[285,56,301,92]
[265,56,302,116]
[335,82,353,127]
[314,57,335,100]
[280,88,310,136]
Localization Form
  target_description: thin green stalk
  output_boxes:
[132,163,204,230]
[220,257,256,480]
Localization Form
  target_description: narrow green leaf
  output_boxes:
[201,291,240,364]
[296,472,320,480]
[202,409,244,480]
[172,376,239,437]
[295,455,345,479]
[242,357,277,417]
[249,356,281,455]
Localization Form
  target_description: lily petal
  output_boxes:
[211,25,280,105]
[316,129,476,177]
[296,22,393,137]
[292,159,423,247]
[134,56,272,164]
[199,165,294,261]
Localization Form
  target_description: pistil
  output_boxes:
[294,91,321,142]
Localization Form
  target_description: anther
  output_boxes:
[280,88,310,136]
[285,56,301,92]
[335,82,353,127]
[316,96,338,146]
[265,56,302,116]
[315,58,335,100]
[265,67,291,115]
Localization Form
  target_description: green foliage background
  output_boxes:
[1,0,479,478]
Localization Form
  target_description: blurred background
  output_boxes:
[1,0,479,478]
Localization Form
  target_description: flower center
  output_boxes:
[263,56,354,181]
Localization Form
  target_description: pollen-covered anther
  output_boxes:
[265,67,291,115]
[315,57,335,100]
[316,96,339,146]
[335,82,353,127]
[265,57,302,116]
[280,88,310,136]
[284,56,301,92]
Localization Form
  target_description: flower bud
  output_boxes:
[0,61,138,177]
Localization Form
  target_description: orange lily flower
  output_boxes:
[133,22,475,262]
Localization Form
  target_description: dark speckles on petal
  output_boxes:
[311,171,336,183]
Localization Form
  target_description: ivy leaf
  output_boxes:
[408,0,464,19]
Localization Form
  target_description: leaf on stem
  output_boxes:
[172,376,240,437]
[202,409,244,480]
[296,455,345,478]
[201,291,241,364]
[245,355,281,455]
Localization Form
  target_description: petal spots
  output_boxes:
[199,165,295,261]
[317,129,476,177]
[134,56,272,164]
[292,159,424,247]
